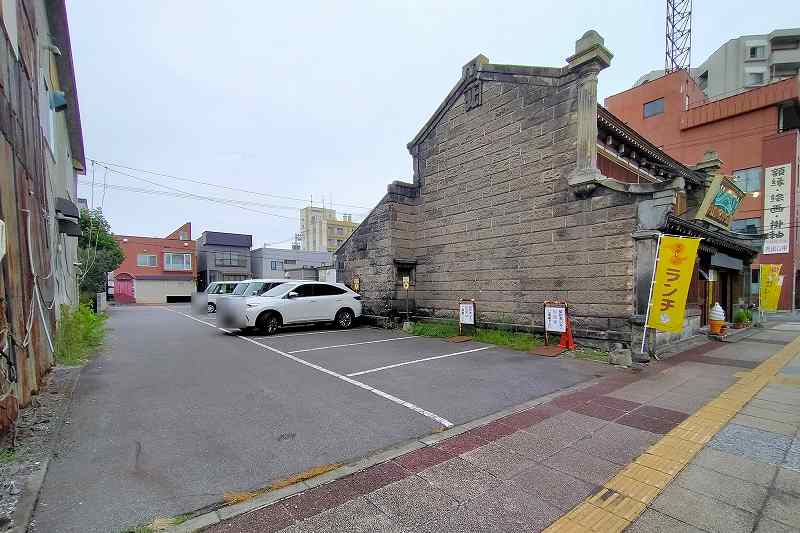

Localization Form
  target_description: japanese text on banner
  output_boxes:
[759,264,783,312]
[763,164,791,255]
[646,236,701,333]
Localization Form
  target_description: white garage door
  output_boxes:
[134,280,195,304]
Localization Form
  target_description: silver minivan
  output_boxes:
[204,281,239,313]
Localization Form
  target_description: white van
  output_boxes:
[204,281,239,313]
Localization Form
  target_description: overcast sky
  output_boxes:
[68,1,796,248]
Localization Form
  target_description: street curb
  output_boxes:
[164,376,613,532]
[10,367,82,533]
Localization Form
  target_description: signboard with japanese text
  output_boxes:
[459,301,475,325]
[694,175,744,229]
[544,305,567,333]
[759,264,783,311]
[646,236,702,333]
[763,164,791,255]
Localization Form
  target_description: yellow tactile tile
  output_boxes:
[646,435,702,463]
[667,425,718,445]
[541,334,800,533]
[604,474,662,504]
[677,416,726,432]
[620,462,673,488]
[634,452,685,476]
[587,488,647,521]
[772,375,800,386]
[565,501,630,532]
[542,517,594,533]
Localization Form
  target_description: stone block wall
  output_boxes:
[339,57,645,344]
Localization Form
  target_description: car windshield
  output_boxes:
[243,282,286,297]
[261,283,295,298]
[232,282,251,296]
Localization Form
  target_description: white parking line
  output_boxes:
[170,310,454,428]
[287,336,419,354]
[347,346,492,377]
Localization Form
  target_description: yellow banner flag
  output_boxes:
[759,264,783,311]
[646,236,702,333]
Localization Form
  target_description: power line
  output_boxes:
[78,178,308,213]
[87,158,373,211]
[78,172,299,221]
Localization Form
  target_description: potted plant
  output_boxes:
[733,308,750,329]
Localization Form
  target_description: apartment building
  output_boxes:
[112,223,196,303]
[299,206,357,252]
[636,28,800,100]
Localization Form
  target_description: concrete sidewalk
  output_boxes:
[183,324,800,533]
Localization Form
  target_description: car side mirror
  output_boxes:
[287,291,299,299]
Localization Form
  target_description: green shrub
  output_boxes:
[54,304,108,365]
[410,321,459,338]
[733,308,749,324]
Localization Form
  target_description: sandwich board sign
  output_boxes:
[459,300,475,325]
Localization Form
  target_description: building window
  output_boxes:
[751,267,760,296]
[179,231,188,240]
[731,217,762,235]
[746,71,765,86]
[748,46,766,59]
[270,260,278,270]
[336,227,344,235]
[643,98,664,118]
[733,167,762,193]
[137,254,157,267]
[164,252,192,271]
[284,259,297,265]
[215,252,247,267]
[697,71,708,90]
[396,262,416,285]
[772,39,800,51]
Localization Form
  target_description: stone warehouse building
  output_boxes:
[336,31,758,349]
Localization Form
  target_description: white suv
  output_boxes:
[219,281,362,334]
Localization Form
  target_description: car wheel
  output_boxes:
[257,312,281,335]
[207,302,216,313]
[335,309,355,329]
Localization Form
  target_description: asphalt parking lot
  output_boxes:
[195,308,615,426]
[35,305,615,533]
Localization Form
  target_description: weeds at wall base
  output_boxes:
[410,321,544,351]
[54,304,107,366]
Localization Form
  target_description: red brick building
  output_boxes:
[112,222,196,303]
[606,72,800,309]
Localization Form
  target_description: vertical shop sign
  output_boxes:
[763,164,791,255]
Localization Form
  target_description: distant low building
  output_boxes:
[251,247,332,279]
[196,231,252,291]
[113,223,196,303]
[299,206,357,252]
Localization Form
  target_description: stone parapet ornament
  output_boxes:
[566,30,612,191]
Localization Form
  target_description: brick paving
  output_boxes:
[187,331,800,533]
